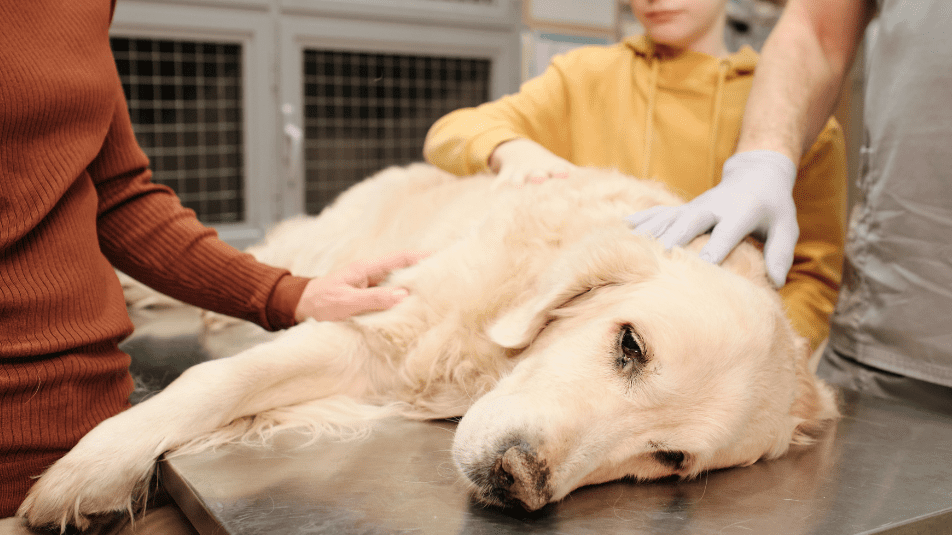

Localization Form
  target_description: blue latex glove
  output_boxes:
[626,150,799,288]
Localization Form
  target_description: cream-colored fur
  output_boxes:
[18,164,839,530]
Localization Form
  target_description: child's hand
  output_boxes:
[488,138,577,187]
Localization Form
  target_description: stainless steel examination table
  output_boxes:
[161,389,952,535]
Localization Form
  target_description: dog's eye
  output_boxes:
[617,324,647,372]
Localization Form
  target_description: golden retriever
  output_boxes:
[18,164,839,530]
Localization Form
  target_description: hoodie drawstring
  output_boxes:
[640,57,660,179]
[707,60,729,186]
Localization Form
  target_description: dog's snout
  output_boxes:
[472,440,552,511]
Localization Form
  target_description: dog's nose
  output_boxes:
[486,442,552,511]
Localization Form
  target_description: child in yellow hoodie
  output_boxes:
[423,0,846,352]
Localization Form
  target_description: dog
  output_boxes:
[18,164,839,530]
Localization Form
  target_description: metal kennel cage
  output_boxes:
[301,49,491,214]
[113,36,246,224]
[110,0,519,247]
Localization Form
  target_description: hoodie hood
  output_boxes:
[625,35,758,185]
[624,34,758,72]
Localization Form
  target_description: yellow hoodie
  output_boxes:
[424,35,847,351]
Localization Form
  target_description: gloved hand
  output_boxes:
[626,150,799,288]
[489,138,577,187]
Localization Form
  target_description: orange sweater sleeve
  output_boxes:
[91,89,308,331]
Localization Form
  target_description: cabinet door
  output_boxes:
[278,14,519,217]
[111,2,277,249]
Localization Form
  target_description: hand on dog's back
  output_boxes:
[294,250,429,322]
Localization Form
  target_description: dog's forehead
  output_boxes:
[541,257,781,373]
[596,275,778,363]
[615,265,766,320]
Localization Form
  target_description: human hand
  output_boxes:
[489,138,577,187]
[294,250,429,322]
[625,150,799,287]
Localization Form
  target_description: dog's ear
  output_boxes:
[787,335,840,445]
[489,229,661,349]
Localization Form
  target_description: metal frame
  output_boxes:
[279,0,517,30]
[523,0,618,37]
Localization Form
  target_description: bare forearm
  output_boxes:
[736,0,873,161]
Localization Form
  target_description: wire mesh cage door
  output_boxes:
[112,36,246,225]
[301,49,491,215]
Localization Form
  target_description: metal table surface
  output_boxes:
[161,389,952,535]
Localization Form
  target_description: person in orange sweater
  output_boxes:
[424,0,847,353]
[0,1,421,532]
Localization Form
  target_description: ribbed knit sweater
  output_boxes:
[0,0,309,516]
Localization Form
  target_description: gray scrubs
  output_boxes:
[820,0,952,410]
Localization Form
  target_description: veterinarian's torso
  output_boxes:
[828,0,952,388]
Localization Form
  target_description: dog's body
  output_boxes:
[19,164,838,530]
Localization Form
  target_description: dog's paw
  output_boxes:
[17,455,152,532]
[17,418,161,532]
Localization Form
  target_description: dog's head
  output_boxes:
[452,228,838,511]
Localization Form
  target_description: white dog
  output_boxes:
[18,164,839,530]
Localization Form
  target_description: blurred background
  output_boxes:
[110,0,864,251]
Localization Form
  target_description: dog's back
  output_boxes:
[249,164,682,279]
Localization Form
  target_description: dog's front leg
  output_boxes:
[18,319,375,532]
